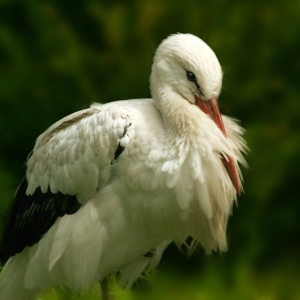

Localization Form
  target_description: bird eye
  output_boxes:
[186,71,197,82]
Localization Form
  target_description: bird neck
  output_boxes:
[153,89,199,143]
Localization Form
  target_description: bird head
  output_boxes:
[150,33,222,106]
[150,33,241,195]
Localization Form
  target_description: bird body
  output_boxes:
[0,34,247,300]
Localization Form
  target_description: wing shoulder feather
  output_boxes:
[26,104,133,203]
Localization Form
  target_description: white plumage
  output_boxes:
[0,33,247,300]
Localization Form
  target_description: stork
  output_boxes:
[0,33,247,300]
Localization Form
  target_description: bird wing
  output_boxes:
[0,103,132,264]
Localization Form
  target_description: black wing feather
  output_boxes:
[114,143,125,160]
[0,177,81,265]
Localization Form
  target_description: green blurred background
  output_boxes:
[0,0,300,299]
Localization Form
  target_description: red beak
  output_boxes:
[196,97,241,195]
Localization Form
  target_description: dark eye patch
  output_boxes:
[186,71,197,82]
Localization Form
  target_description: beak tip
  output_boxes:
[236,184,241,196]
[222,156,241,196]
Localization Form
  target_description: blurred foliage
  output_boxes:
[0,0,300,299]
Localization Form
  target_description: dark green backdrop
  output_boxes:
[0,0,299,299]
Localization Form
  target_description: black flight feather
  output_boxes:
[0,177,81,265]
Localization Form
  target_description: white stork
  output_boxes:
[0,33,247,300]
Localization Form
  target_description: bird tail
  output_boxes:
[0,255,39,300]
